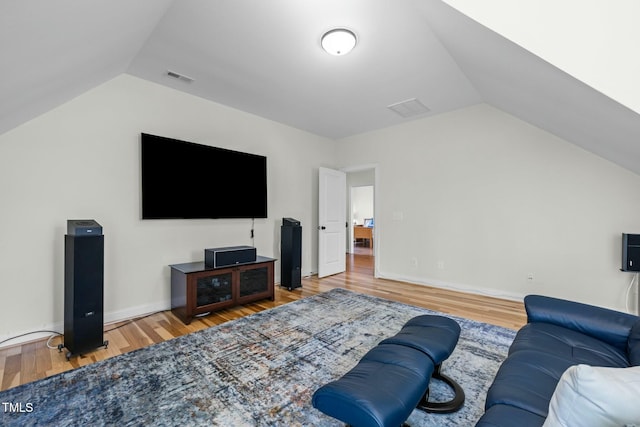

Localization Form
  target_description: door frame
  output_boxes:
[342,163,379,278]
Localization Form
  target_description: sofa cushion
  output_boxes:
[485,350,576,418]
[542,364,640,427]
[475,404,545,427]
[629,319,640,366]
[509,323,629,368]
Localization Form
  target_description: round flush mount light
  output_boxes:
[321,28,357,56]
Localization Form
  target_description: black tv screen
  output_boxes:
[141,133,267,219]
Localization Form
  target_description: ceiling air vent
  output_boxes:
[387,98,430,118]
[166,70,194,84]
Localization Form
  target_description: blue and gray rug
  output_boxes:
[0,288,516,426]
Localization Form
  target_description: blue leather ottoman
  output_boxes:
[312,315,463,427]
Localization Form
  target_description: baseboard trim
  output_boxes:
[103,301,170,325]
[0,329,63,350]
[376,271,525,302]
[0,301,171,349]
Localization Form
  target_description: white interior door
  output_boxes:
[318,167,346,278]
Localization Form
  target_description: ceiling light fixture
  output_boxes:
[321,28,357,56]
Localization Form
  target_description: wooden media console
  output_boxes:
[170,256,275,324]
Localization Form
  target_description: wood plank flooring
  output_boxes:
[0,254,526,392]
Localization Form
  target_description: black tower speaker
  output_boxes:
[61,221,108,359]
[281,218,302,290]
[622,233,640,272]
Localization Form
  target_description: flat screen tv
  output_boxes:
[141,133,267,219]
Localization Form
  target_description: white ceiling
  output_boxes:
[2,0,640,174]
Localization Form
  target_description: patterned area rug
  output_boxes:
[0,288,516,426]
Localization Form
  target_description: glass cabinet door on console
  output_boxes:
[237,263,273,304]
[196,272,233,307]
[186,269,236,318]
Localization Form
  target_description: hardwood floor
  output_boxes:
[0,254,526,392]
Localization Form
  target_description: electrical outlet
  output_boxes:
[437,261,445,270]
[527,273,534,282]
[410,257,418,267]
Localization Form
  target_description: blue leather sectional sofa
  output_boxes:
[475,294,640,426]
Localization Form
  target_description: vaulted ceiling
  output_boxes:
[2,0,640,174]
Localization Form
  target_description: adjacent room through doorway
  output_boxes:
[351,185,373,256]
[346,167,376,274]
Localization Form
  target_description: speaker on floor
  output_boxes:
[622,233,640,272]
[281,218,302,290]
[61,220,108,359]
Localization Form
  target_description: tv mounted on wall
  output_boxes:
[141,133,267,219]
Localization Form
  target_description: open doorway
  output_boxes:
[350,185,374,256]
[345,167,376,276]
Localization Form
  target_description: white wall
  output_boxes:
[0,74,336,343]
[337,104,640,312]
